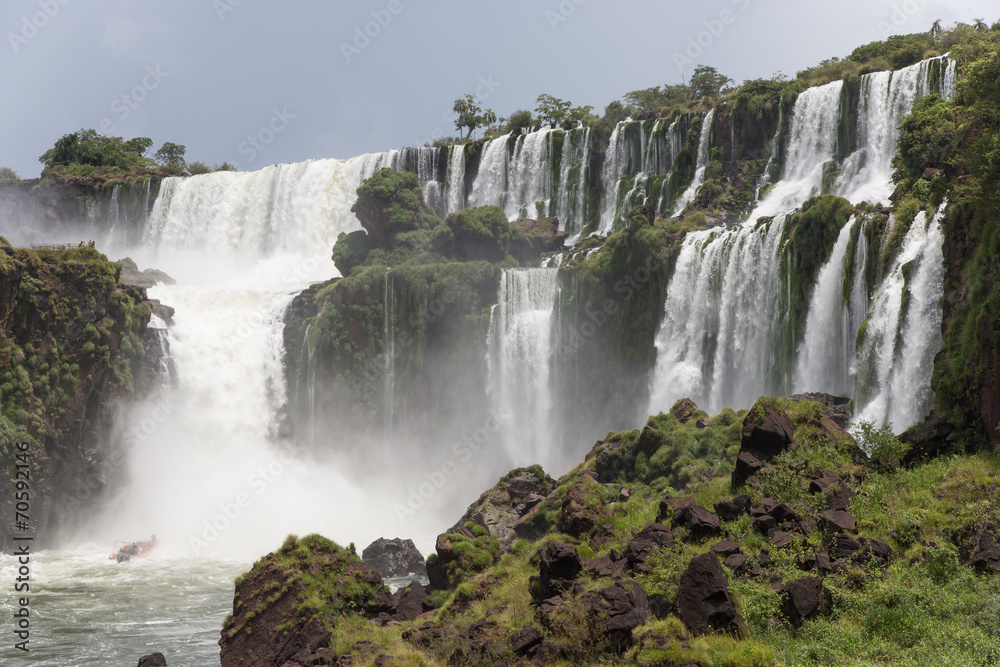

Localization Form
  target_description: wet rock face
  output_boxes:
[676,552,745,636]
[362,537,427,578]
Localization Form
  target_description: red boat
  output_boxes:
[110,535,158,563]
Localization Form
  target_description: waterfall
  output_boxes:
[835,55,956,204]
[854,206,945,431]
[468,129,554,220]
[750,81,844,219]
[756,104,783,199]
[793,217,860,394]
[672,108,715,216]
[106,184,121,245]
[445,144,466,214]
[598,115,689,234]
[597,121,628,234]
[648,216,789,414]
[487,268,560,467]
[556,126,591,243]
[383,268,395,436]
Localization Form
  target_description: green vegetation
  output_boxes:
[453,94,497,140]
[39,129,154,175]
[0,240,149,494]
[0,167,19,181]
[231,397,1000,664]
[154,141,186,173]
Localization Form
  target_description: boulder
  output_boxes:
[555,482,604,537]
[770,503,800,524]
[510,625,543,656]
[137,654,167,667]
[714,494,751,521]
[448,466,555,544]
[818,510,857,533]
[671,498,722,539]
[534,543,582,600]
[669,398,702,424]
[676,552,746,636]
[624,523,676,572]
[810,472,852,510]
[771,531,795,548]
[584,552,626,578]
[362,537,427,578]
[781,577,823,627]
[581,580,649,653]
[710,540,742,558]
[392,582,431,621]
[732,451,763,489]
[739,399,795,462]
[829,534,861,560]
[723,553,749,574]
[510,217,568,259]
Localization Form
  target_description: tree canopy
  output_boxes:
[39,129,154,172]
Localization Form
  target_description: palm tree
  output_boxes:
[973,18,987,31]
[930,19,942,38]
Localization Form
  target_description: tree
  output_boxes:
[534,94,572,127]
[973,18,988,31]
[622,85,689,115]
[38,129,153,172]
[504,109,534,134]
[688,65,733,101]
[155,142,187,171]
[453,94,484,140]
[930,19,942,38]
[0,167,18,180]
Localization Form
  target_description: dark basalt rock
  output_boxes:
[555,482,604,537]
[676,552,746,636]
[732,451,764,489]
[449,466,556,545]
[714,494,751,521]
[585,552,626,578]
[711,540,742,558]
[830,534,862,560]
[137,654,167,667]
[510,625,543,656]
[818,510,857,533]
[535,542,582,600]
[723,553,749,574]
[669,397,702,424]
[810,471,853,510]
[362,537,427,578]
[771,531,795,548]
[739,400,795,462]
[782,576,824,627]
[393,581,431,621]
[671,498,722,539]
[624,523,676,572]
[580,580,650,653]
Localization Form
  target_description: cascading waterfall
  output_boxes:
[854,206,946,430]
[835,56,957,204]
[650,55,954,427]
[487,268,560,468]
[648,216,790,414]
[469,127,592,235]
[599,116,690,234]
[556,126,591,243]
[672,109,715,216]
[793,217,866,394]
[750,81,844,219]
[445,144,466,214]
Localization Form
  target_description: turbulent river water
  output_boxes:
[0,548,243,665]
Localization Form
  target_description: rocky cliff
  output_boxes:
[0,239,151,550]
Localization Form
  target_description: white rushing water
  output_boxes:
[650,55,954,427]
[854,206,946,430]
[672,108,715,216]
[487,268,561,469]
[793,217,864,395]
[649,217,789,414]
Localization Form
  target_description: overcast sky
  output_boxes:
[1,0,995,178]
